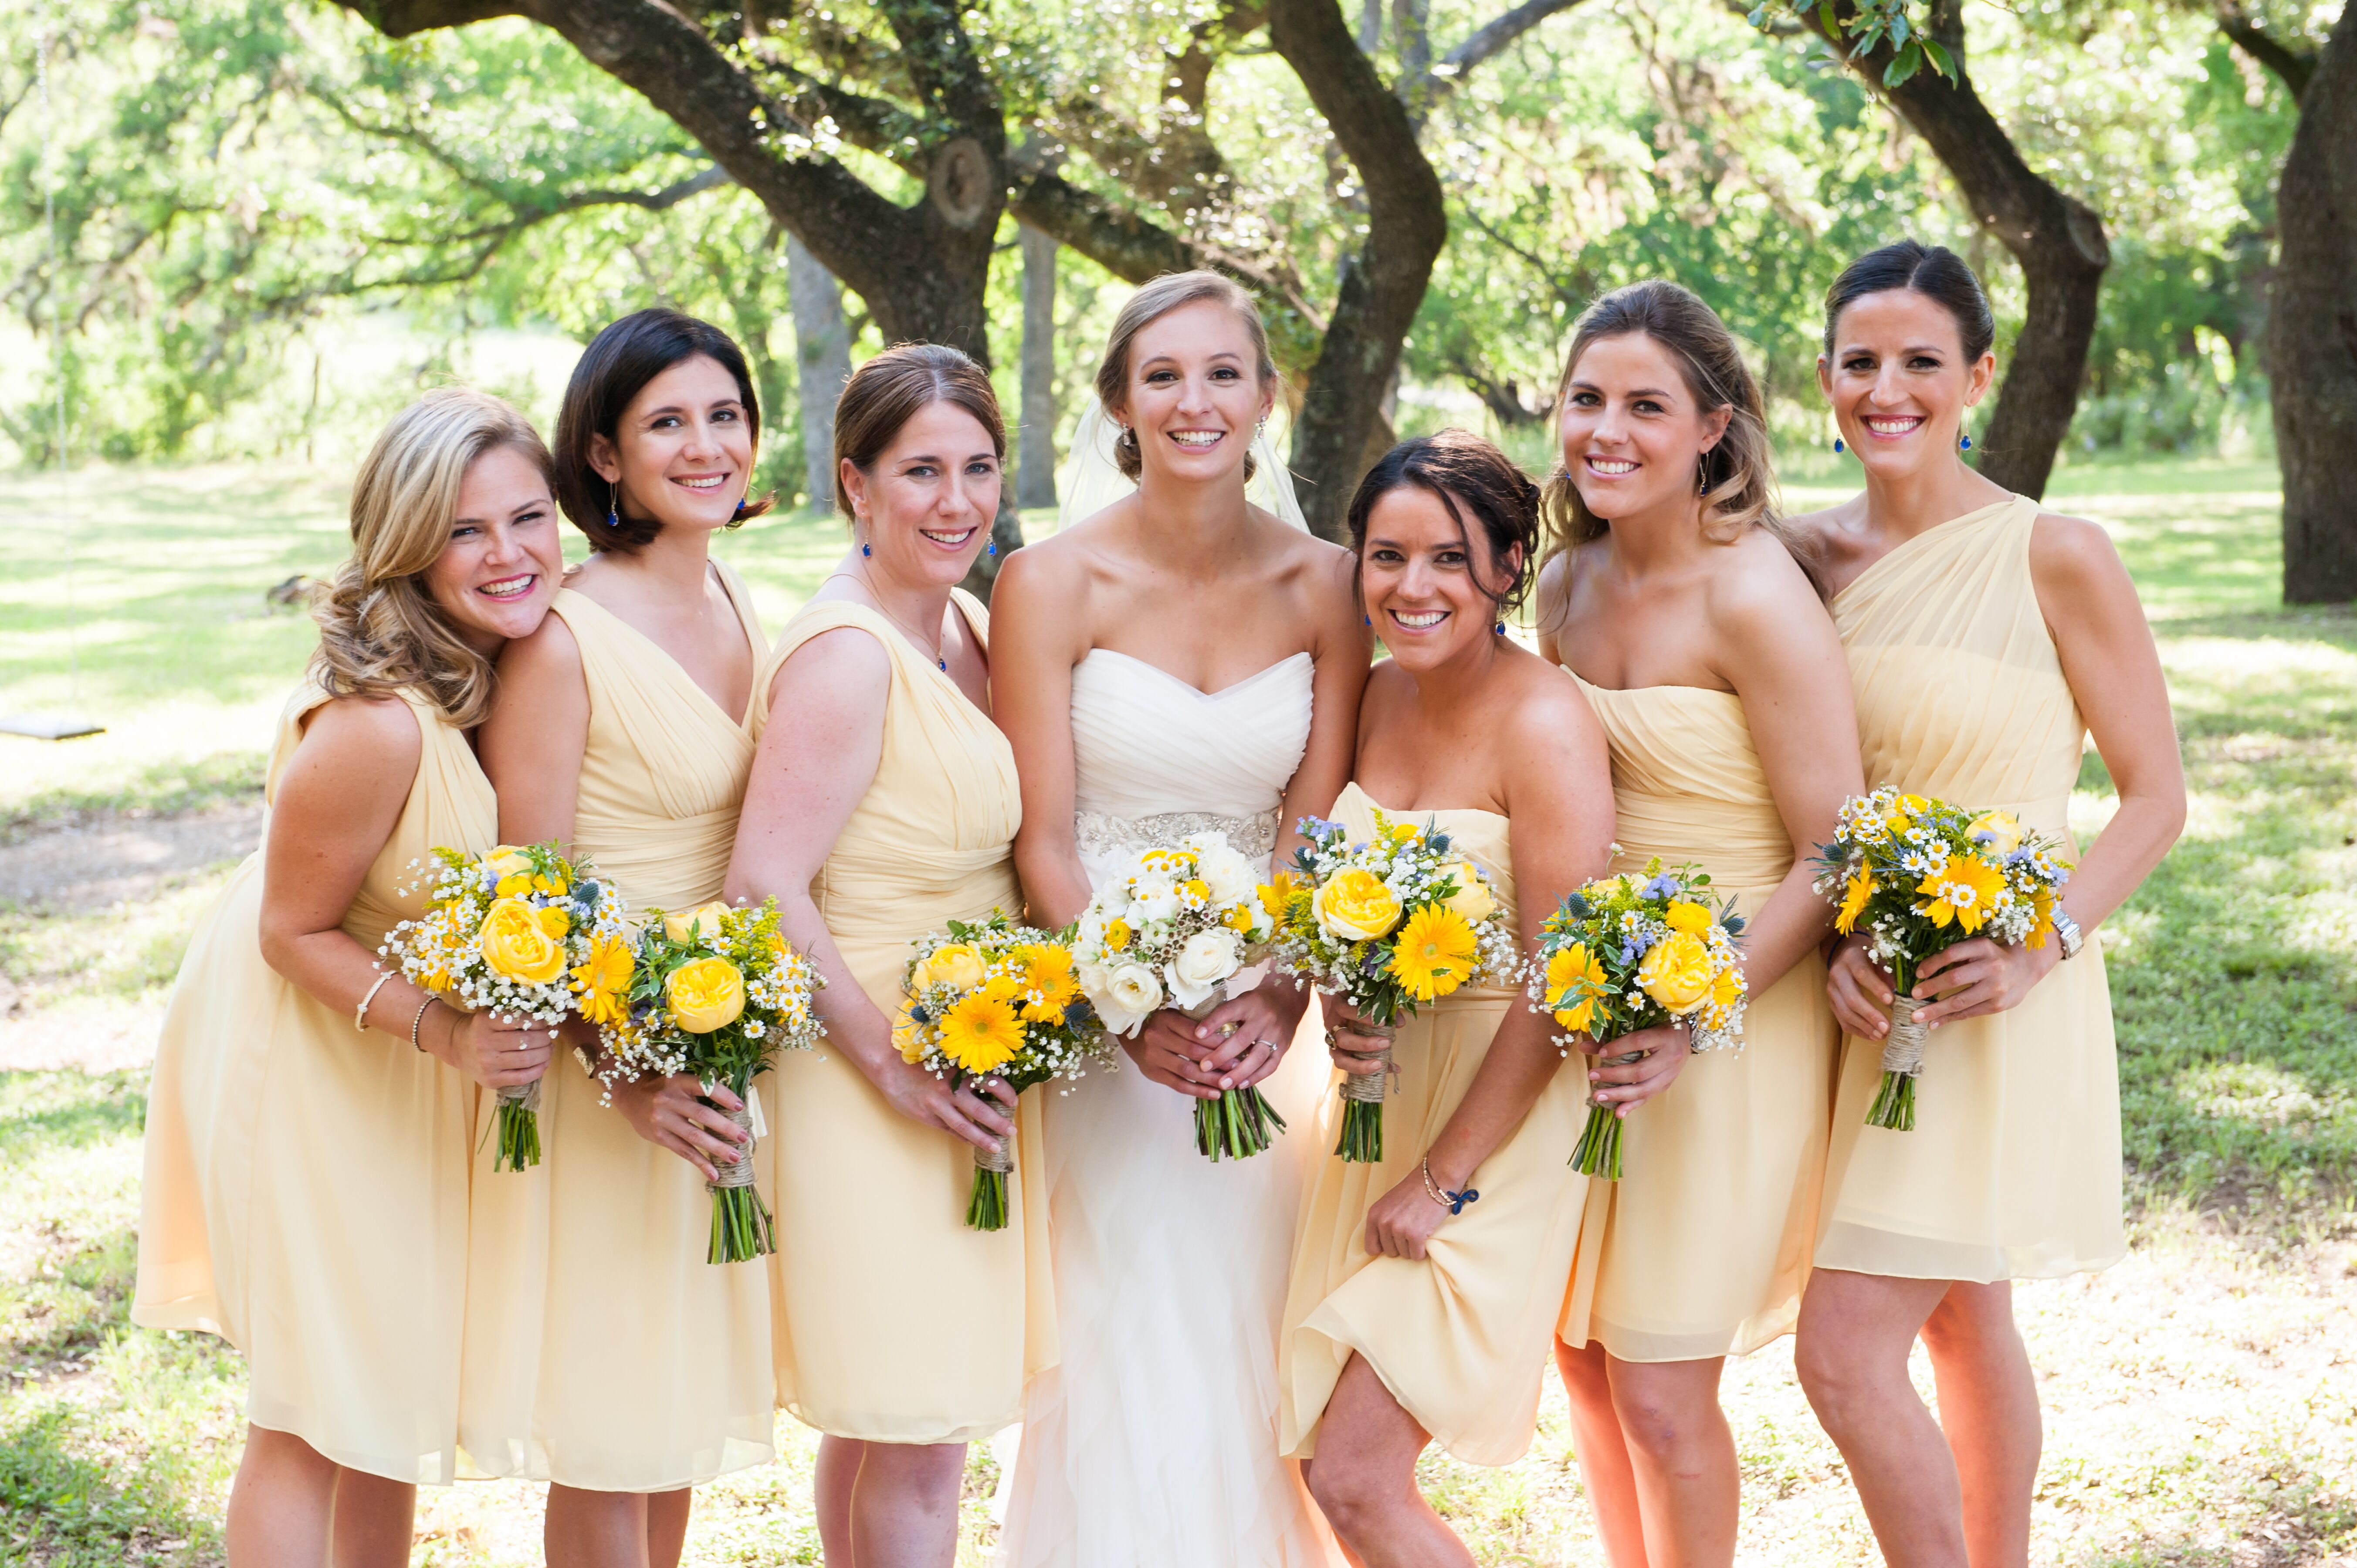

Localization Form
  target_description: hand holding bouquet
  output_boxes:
[1813,787,2072,1130]
[897,913,1112,1229]
[1263,811,1523,1163]
[598,899,826,1262]
[1531,860,1746,1179]
[1072,832,1287,1162]
[379,841,631,1172]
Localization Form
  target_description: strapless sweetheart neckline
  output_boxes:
[1335,781,1508,822]
[1081,646,1314,702]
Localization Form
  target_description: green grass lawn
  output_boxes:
[2,456,2354,1565]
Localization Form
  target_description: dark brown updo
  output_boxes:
[831,343,1006,519]
[1346,429,1542,618]
[1823,240,1996,364]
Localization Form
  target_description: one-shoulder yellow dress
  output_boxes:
[133,683,491,1484]
[751,590,1054,1443]
[1279,784,1591,1466]
[1555,679,1837,1362]
[460,563,776,1490]
[1819,496,2122,1281]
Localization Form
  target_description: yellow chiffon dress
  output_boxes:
[133,683,491,1484]
[1279,784,1591,1466]
[460,563,776,1490]
[1819,495,2123,1281]
[1556,678,1838,1362]
[752,591,1054,1443]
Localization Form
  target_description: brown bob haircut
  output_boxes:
[1346,429,1543,619]
[553,307,774,554]
[831,342,1006,519]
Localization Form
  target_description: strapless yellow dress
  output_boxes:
[751,591,1054,1443]
[1279,784,1591,1465]
[1821,496,2122,1281]
[133,683,491,1484]
[1556,678,1837,1362]
[460,563,777,1490]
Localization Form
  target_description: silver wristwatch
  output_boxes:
[2051,908,2084,960]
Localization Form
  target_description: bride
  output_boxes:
[991,270,1369,1566]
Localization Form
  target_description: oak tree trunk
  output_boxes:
[2272,5,2357,603]
[1017,226,1061,511]
[785,233,853,513]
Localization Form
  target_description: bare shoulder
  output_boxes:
[293,693,422,781]
[2028,509,2129,587]
[1498,645,1598,732]
[1711,524,1826,617]
[496,600,584,681]
[776,622,894,694]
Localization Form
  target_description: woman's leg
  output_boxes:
[815,1436,863,1566]
[845,1440,967,1568]
[1920,1282,2038,1568]
[545,1484,654,1568]
[1794,1268,1970,1567]
[1555,1338,1649,1568]
[324,1465,416,1568]
[225,1425,337,1567]
[645,1488,694,1568]
[1602,1354,1737,1567]
[1300,1354,1473,1568]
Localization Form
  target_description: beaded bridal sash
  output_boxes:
[1072,807,1281,862]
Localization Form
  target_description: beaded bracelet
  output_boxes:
[409,995,437,1055]
[1420,1156,1479,1216]
[353,971,395,1034]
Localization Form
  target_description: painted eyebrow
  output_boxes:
[1138,350,1245,369]
[1568,378,1678,399]
[452,497,547,526]
[892,451,999,466]
[637,397,745,419]
[1838,343,1949,357]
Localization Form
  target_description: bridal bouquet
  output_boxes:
[597,898,826,1262]
[1264,811,1522,1163]
[1532,860,1747,1179]
[897,912,1111,1229]
[1814,787,2071,1130]
[379,841,631,1172]
[1072,832,1286,1162]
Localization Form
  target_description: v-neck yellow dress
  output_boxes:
[1278,784,1591,1466]
[1819,496,2123,1281]
[1555,677,1838,1362]
[134,682,493,1484]
[460,562,776,1491]
[751,591,1054,1443]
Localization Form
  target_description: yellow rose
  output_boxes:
[534,905,571,940]
[485,845,533,877]
[480,896,567,983]
[1636,931,1713,1015]
[1663,899,1712,935]
[913,943,987,993]
[1387,821,1421,843]
[667,956,747,1034]
[1314,868,1404,943]
[1967,811,2025,855]
[1439,863,1496,923]
[664,901,733,946]
[892,1004,930,1064]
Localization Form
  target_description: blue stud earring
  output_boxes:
[1832,438,1846,455]
[1363,614,1372,626]
[1494,621,1507,635]
[1960,434,1973,451]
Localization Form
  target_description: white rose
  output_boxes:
[1166,928,1242,1010]
[1096,962,1165,1037]
[1129,875,1180,925]
[1192,842,1257,908]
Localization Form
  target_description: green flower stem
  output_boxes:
[1569,1103,1623,1179]
[1334,1097,1384,1163]
[708,1184,776,1264]
[967,1168,1010,1230]
[492,1082,541,1173]
[1195,1085,1288,1162]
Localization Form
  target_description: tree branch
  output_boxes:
[2215,0,2316,100]
[1399,0,1594,122]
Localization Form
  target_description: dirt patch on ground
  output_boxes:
[0,1002,164,1074]
[0,804,261,916]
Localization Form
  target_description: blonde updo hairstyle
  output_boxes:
[310,388,554,728]
[1538,280,1783,562]
[1094,270,1277,482]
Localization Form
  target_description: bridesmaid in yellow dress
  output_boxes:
[1277,432,1656,1567]
[477,311,776,1568]
[1531,281,1861,1567]
[132,390,563,1567]
[1787,242,2185,1568]
[725,344,1046,1568]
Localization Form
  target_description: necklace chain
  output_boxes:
[844,566,949,671]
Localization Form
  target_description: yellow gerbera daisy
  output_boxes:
[1389,905,1478,1003]
[1915,853,2007,933]
[1545,941,1608,1034]
[1835,870,1876,934]
[569,935,634,1028]
[939,992,1024,1075]
[1009,943,1080,1022]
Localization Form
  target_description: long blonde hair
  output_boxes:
[1537,281,1783,562]
[1094,271,1277,481]
[310,388,554,727]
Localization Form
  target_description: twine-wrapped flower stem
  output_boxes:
[1333,1017,1399,1164]
[491,1079,542,1173]
[1868,985,1930,1131]
[968,1130,1015,1231]
[705,1099,774,1264]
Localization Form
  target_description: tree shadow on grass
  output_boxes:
[0,1071,149,1169]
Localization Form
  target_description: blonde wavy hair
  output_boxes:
[310,389,554,727]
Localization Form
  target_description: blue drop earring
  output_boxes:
[1960,434,1974,451]
[607,482,620,530]
[1493,621,1507,635]
[1832,437,1846,455]
[987,540,997,556]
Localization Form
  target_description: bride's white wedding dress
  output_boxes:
[996,647,1343,1568]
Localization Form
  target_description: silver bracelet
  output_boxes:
[409,995,437,1055]
[354,971,396,1034]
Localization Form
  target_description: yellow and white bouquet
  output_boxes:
[1813,786,2072,1130]
[897,912,1113,1229]
[1531,860,1747,1179]
[379,841,631,1173]
[1071,832,1285,1162]
[1263,811,1522,1163]
[598,898,826,1262]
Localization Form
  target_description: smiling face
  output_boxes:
[588,353,755,536]
[421,443,565,656]
[840,399,1002,588]
[1558,332,1733,527]
[1359,484,1519,673]
[1114,298,1274,487]
[1819,288,1996,481]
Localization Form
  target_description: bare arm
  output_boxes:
[726,630,1015,1151]
[992,547,1095,929]
[257,697,551,1089]
[1271,544,1375,866]
[481,610,589,848]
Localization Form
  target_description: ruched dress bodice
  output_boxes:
[1818,495,2122,1281]
[1554,677,1836,1362]
[752,591,1051,1443]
